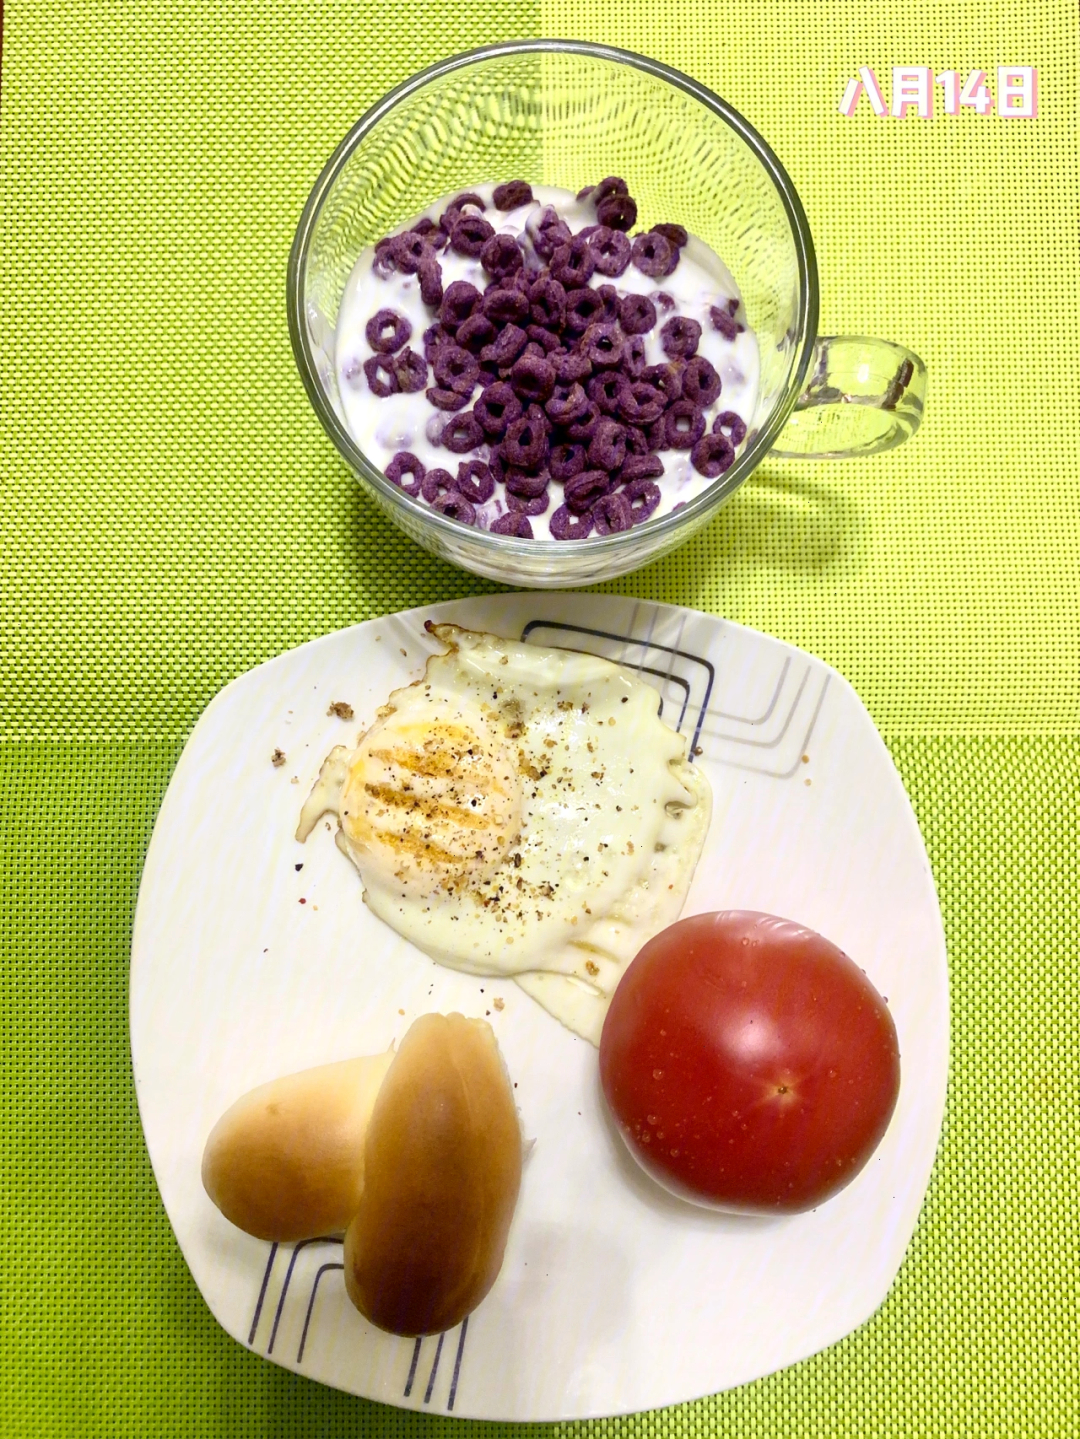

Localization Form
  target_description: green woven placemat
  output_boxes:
[1,0,1078,1433]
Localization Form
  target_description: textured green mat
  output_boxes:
[1,0,1078,1433]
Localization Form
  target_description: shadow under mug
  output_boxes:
[289,41,926,587]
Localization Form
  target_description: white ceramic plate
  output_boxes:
[130,594,948,1420]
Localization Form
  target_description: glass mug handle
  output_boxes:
[770,337,927,459]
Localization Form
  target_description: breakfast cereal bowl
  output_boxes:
[288,41,925,587]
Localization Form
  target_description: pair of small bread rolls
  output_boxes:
[201,1013,522,1337]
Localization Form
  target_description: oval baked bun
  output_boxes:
[344,1012,523,1336]
[201,1049,394,1242]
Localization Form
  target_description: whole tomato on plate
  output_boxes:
[599,911,901,1214]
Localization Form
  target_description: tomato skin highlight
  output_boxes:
[599,911,901,1214]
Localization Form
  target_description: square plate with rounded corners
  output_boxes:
[130,593,948,1421]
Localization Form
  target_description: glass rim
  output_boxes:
[287,38,821,558]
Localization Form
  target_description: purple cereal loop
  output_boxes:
[592,490,634,534]
[654,290,676,312]
[583,321,624,369]
[565,468,614,514]
[549,441,586,482]
[440,192,486,231]
[529,276,568,329]
[455,459,496,503]
[385,451,425,497]
[645,417,667,452]
[373,236,397,275]
[549,377,592,420]
[500,409,549,469]
[642,361,684,403]
[630,231,674,278]
[392,347,428,393]
[554,349,593,385]
[418,258,443,307]
[433,344,480,394]
[664,400,706,449]
[653,222,688,249]
[682,355,722,407]
[625,426,650,456]
[593,176,629,202]
[431,492,476,525]
[550,237,596,289]
[616,379,665,425]
[618,293,657,336]
[493,179,534,210]
[439,280,481,331]
[526,324,562,353]
[595,284,621,322]
[410,217,437,235]
[623,335,647,378]
[455,312,496,353]
[566,400,602,442]
[480,232,524,279]
[709,303,745,341]
[473,381,522,438]
[506,489,550,515]
[587,227,632,277]
[528,206,572,260]
[391,231,431,274]
[596,191,637,231]
[625,479,662,523]
[713,410,748,446]
[550,504,595,541]
[363,355,399,397]
[440,411,484,453]
[450,213,495,258]
[563,287,606,336]
[660,315,702,360]
[587,371,629,416]
[426,385,469,412]
[423,323,452,361]
[479,323,528,368]
[365,308,412,354]
[504,467,549,499]
[691,432,736,478]
[617,453,665,485]
[587,416,628,473]
[491,510,534,537]
[480,286,530,324]
[421,467,455,503]
[510,353,556,404]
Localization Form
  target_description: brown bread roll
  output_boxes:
[200,1013,523,1335]
[201,1049,395,1241]
[344,1012,523,1336]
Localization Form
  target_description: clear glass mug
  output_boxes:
[288,40,926,588]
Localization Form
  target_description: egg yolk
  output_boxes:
[338,699,523,898]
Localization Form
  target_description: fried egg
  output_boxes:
[297,625,711,1044]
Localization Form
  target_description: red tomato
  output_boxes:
[599,911,901,1214]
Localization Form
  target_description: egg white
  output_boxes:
[298,625,711,1044]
